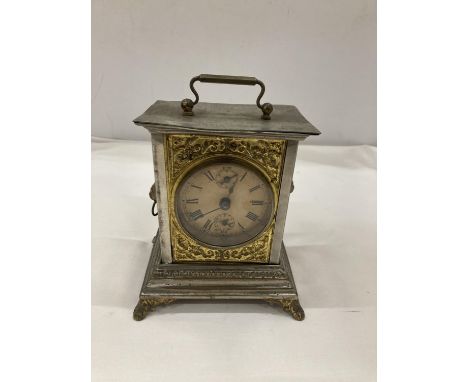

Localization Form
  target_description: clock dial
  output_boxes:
[175,159,275,247]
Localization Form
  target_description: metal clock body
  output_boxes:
[132,74,321,320]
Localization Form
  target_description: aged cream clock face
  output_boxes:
[175,159,275,247]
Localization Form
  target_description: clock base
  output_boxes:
[133,231,305,321]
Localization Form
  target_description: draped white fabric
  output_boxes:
[92,138,376,382]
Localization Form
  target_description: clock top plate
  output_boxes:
[133,100,320,140]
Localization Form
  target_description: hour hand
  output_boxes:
[217,170,238,189]
[227,174,239,194]
[189,207,220,221]
[202,207,221,217]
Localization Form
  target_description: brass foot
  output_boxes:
[133,300,149,321]
[133,298,176,321]
[266,298,305,321]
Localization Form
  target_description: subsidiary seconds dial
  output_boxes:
[175,160,275,247]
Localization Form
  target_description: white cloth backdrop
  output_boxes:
[92,138,376,382]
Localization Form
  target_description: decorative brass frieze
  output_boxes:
[152,268,288,280]
[166,135,285,187]
[165,134,286,263]
[172,229,273,262]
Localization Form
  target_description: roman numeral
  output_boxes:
[249,184,261,192]
[246,211,258,221]
[189,209,203,220]
[251,200,264,206]
[185,198,199,204]
[238,222,246,231]
[204,170,215,181]
[190,184,202,189]
[203,219,213,231]
[239,172,247,182]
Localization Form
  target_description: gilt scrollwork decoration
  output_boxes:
[165,134,286,263]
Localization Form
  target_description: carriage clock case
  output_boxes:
[132,74,320,321]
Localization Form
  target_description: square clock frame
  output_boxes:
[132,75,320,320]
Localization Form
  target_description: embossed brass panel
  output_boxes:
[165,134,287,263]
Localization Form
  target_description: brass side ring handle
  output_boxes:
[181,74,273,120]
[149,183,158,217]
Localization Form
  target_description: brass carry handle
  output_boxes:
[181,74,273,120]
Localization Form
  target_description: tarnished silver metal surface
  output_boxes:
[134,101,321,140]
[134,231,304,320]
[269,140,299,264]
[151,133,172,263]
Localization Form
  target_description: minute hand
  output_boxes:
[202,207,221,216]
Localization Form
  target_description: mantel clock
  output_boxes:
[132,74,320,320]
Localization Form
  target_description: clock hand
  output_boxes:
[220,172,238,185]
[198,196,231,220]
[202,207,222,217]
[228,174,239,194]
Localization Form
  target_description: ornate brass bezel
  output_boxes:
[165,134,287,263]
